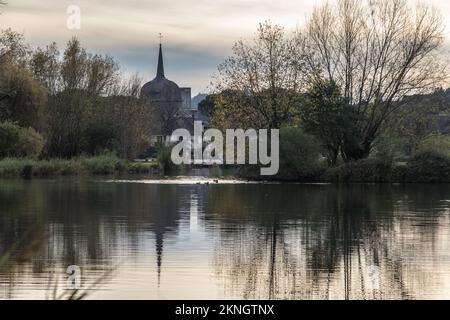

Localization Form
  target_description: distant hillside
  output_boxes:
[403,88,450,114]
[191,94,207,110]
[394,88,450,136]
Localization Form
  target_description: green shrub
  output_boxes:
[324,158,392,182]
[416,135,450,158]
[127,161,158,174]
[0,122,20,158]
[398,150,450,182]
[0,158,26,177]
[17,127,45,158]
[0,122,45,158]
[371,134,407,164]
[325,151,450,183]
[157,144,177,174]
[237,128,325,181]
[277,127,325,180]
[79,153,127,174]
[32,159,81,176]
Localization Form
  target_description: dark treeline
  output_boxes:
[201,0,450,181]
[2,0,450,181]
[0,29,154,160]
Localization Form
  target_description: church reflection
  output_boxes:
[0,180,450,299]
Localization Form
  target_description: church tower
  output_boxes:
[140,37,193,139]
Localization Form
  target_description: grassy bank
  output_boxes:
[0,154,159,178]
[3,152,450,183]
[237,149,450,183]
[322,151,450,183]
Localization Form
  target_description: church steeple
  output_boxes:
[156,34,165,78]
[156,232,163,287]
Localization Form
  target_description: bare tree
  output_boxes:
[30,42,60,95]
[213,21,306,129]
[0,28,31,65]
[112,72,144,98]
[43,37,129,157]
[87,54,119,96]
[300,0,447,160]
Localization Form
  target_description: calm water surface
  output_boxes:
[1,177,450,300]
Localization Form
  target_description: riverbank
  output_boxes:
[239,152,450,183]
[0,155,159,178]
[2,151,450,183]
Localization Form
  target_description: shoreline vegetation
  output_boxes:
[1,150,450,183]
[0,154,158,178]
[1,1,450,184]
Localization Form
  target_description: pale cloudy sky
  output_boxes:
[1,0,449,95]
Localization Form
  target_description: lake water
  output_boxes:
[1,177,450,300]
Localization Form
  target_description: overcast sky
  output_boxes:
[1,0,449,95]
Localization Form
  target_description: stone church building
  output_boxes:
[140,43,193,145]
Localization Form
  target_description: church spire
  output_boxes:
[156,33,165,78]
[156,232,163,287]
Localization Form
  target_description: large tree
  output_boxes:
[28,37,151,158]
[300,0,446,160]
[0,26,154,159]
[0,29,47,130]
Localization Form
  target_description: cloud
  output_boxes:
[1,0,449,94]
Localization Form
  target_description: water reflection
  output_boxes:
[207,184,450,299]
[0,179,449,299]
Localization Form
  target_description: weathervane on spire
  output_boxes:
[156,33,165,78]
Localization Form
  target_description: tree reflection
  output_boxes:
[0,180,449,299]
[0,178,188,298]
[207,184,450,299]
